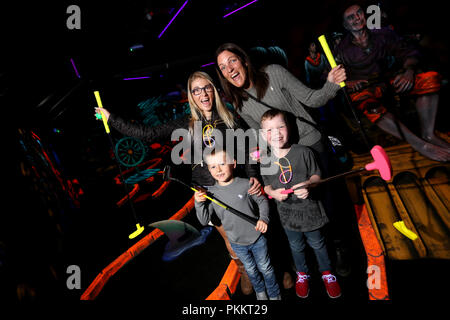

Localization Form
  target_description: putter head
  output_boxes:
[129,223,145,239]
[365,145,392,181]
[162,165,171,182]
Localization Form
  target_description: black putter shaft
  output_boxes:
[341,88,371,151]
[93,91,141,229]
[293,167,366,190]
[164,166,258,226]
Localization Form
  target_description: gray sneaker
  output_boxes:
[255,291,268,300]
[269,294,282,300]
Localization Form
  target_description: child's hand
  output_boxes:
[248,177,262,196]
[291,181,310,199]
[268,188,289,202]
[194,190,207,203]
[255,220,268,233]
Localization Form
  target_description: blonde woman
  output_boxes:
[95,71,261,294]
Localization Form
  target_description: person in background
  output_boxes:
[335,4,450,162]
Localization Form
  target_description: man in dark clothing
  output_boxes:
[335,4,450,162]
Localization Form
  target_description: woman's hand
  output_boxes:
[94,107,111,122]
[255,220,268,233]
[248,177,262,196]
[327,65,347,86]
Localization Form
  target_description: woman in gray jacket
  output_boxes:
[215,42,346,154]
[215,43,352,279]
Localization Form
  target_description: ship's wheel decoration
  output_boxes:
[114,137,158,184]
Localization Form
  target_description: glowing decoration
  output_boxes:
[223,0,259,18]
[113,137,163,185]
[318,35,345,88]
[70,58,81,78]
[202,124,215,148]
[158,0,190,38]
[149,220,213,261]
[123,76,151,80]
[274,157,293,184]
[129,44,144,52]
[201,62,215,68]
[124,169,160,185]
[115,137,146,168]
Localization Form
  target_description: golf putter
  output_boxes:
[163,165,258,226]
[273,145,392,196]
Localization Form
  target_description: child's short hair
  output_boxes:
[260,109,288,126]
[204,148,234,165]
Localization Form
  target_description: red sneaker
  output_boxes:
[295,272,310,298]
[321,271,341,298]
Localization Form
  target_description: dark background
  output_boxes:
[1,0,448,308]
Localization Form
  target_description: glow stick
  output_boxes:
[158,0,189,38]
[223,0,259,18]
[318,35,345,88]
[93,91,110,133]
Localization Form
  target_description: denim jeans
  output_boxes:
[283,227,331,273]
[229,235,280,298]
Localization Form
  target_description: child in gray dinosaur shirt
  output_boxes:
[194,149,281,300]
[260,109,341,299]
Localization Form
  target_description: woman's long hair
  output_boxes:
[187,71,236,134]
[215,43,269,111]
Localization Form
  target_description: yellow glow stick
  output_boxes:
[318,35,346,88]
[93,91,111,133]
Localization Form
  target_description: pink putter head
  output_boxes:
[365,145,392,181]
